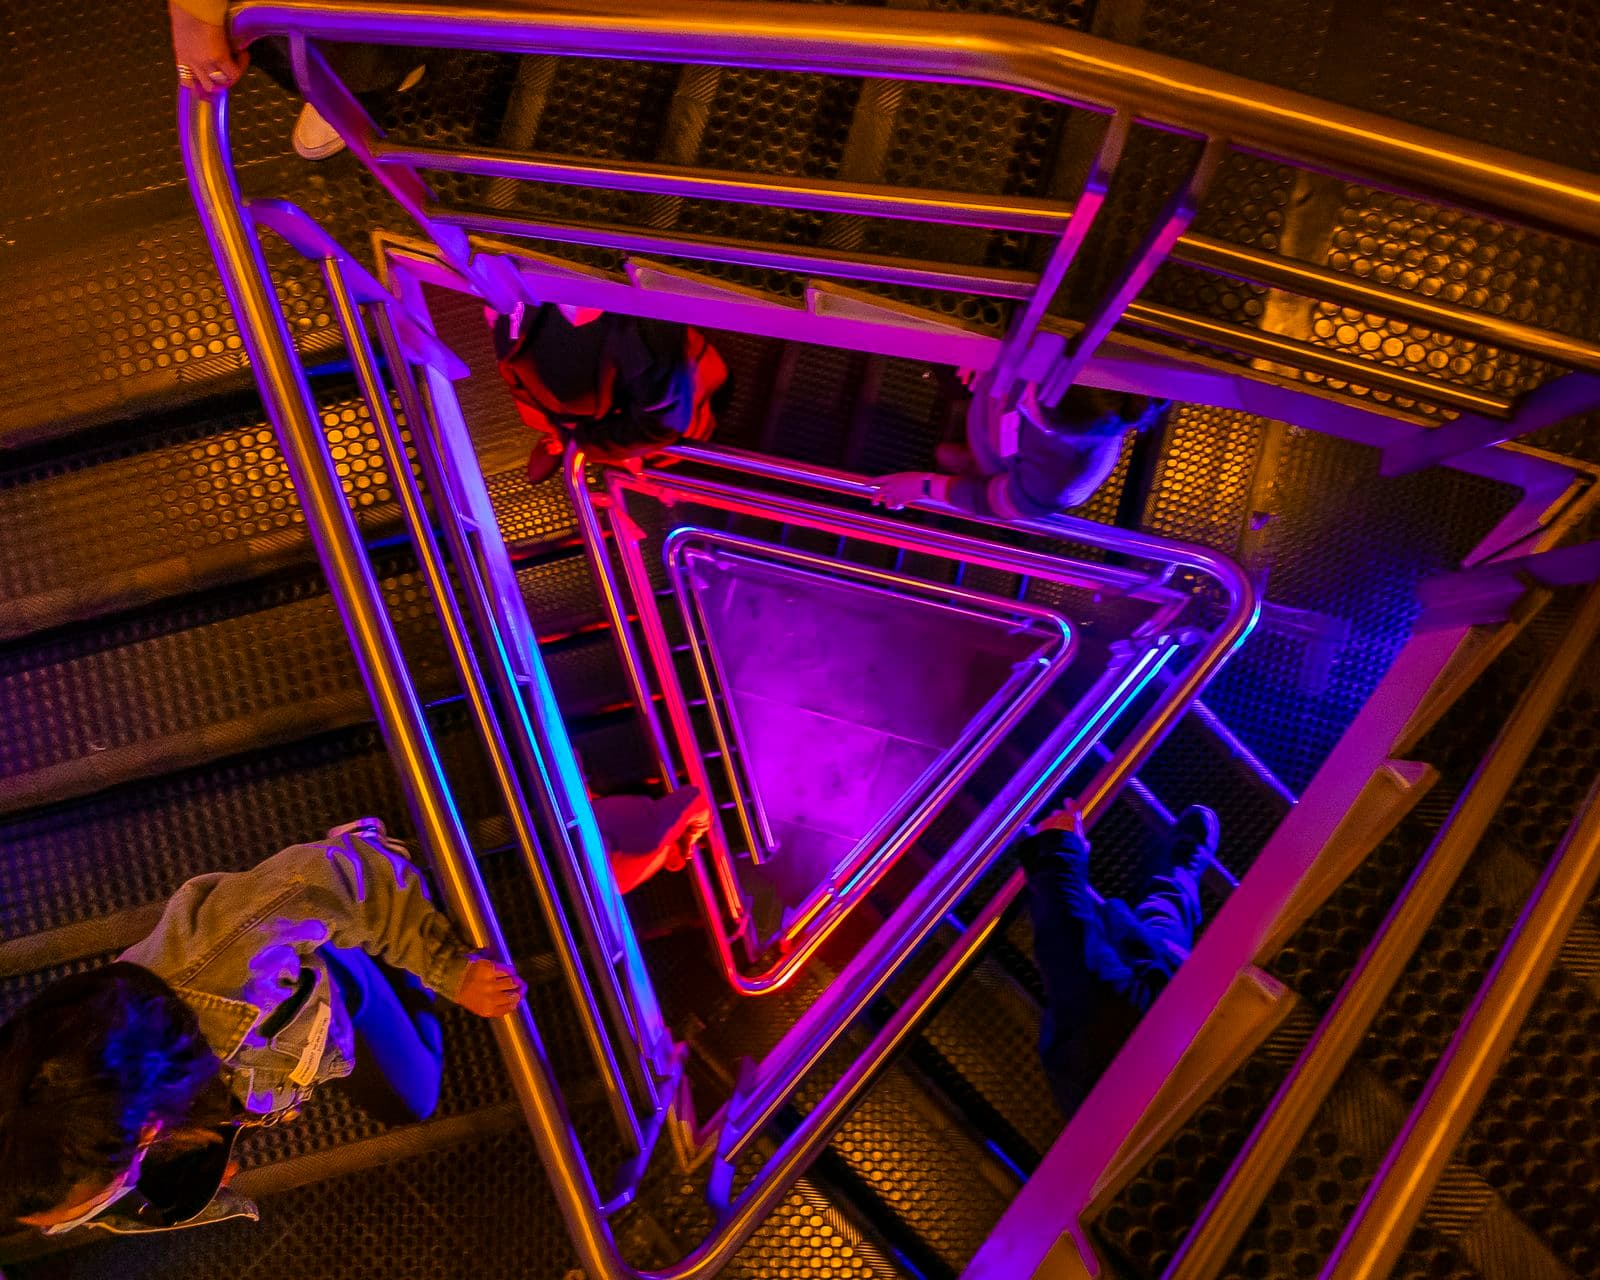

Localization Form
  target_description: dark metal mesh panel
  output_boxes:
[1200,430,1521,791]
[1452,966,1600,1278]
[1355,847,1520,1110]
[1091,1008,1316,1275]
[672,68,859,250]
[917,959,1062,1157]
[6,1128,592,1280]
[1213,1065,1405,1280]
[1134,0,1335,91]
[1,0,296,237]
[0,716,480,941]
[1361,0,1600,174]
[768,346,872,465]
[0,560,440,781]
[851,359,953,476]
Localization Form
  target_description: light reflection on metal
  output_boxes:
[659,525,1077,981]
[228,0,1600,438]
[183,0,1306,1268]
[320,254,649,1148]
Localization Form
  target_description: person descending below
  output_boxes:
[489,302,727,485]
[1011,801,1221,1114]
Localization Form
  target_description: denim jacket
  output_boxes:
[89,819,474,1234]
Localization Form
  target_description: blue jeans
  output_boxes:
[321,946,445,1125]
[1021,830,1203,1114]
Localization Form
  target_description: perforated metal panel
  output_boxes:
[917,959,1062,1157]
[1141,406,1263,551]
[1454,965,1600,1279]
[1092,1014,1310,1276]
[2,0,297,238]
[0,392,397,613]
[1362,0,1600,174]
[1135,0,1335,92]
[1303,190,1594,415]
[826,1069,1015,1272]
[0,720,445,941]
[1200,428,1521,791]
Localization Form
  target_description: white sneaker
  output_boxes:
[292,104,345,160]
[292,65,426,161]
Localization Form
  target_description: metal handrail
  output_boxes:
[588,468,1101,996]
[322,256,650,1149]
[1161,580,1600,1280]
[228,0,1600,241]
[1321,769,1600,1280]
[222,0,1600,437]
[185,90,1259,1278]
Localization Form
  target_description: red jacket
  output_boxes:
[492,306,725,482]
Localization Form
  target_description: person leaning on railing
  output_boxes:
[166,0,425,160]
[0,820,524,1237]
[873,376,1170,519]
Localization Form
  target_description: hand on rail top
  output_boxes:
[169,0,249,96]
[455,956,527,1018]
[1036,802,1088,845]
[871,471,942,511]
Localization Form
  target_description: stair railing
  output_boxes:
[221,0,1600,471]
[181,2,1600,1274]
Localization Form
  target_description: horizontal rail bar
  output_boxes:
[434,205,1040,298]
[1322,771,1600,1280]
[1171,234,1600,376]
[374,141,1075,234]
[1123,302,1518,417]
[230,0,1600,245]
[1379,369,1600,476]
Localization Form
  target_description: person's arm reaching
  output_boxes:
[124,821,524,1018]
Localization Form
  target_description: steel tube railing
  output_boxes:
[1171,233,1600,376]
[228,0,1600,244]
[373,140,1076,233]
[393,343,677,1093]
[176,97,624,1271]
[722,640,1184,1161]
[322,257,648,1148]
[189,2,1287,1267]
[1124,301,1519,416]
[1162,580,1600,1280]
[1321,770,1600,1280]
[433,206,1041,298]
[659,525,1077,985]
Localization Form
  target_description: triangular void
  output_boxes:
[674,539,1072,933]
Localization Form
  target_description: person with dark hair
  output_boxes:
[1012,801,1219,1115]
[872,377,1171,519]
[0,819,523,1236]
[489,302,727,484]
